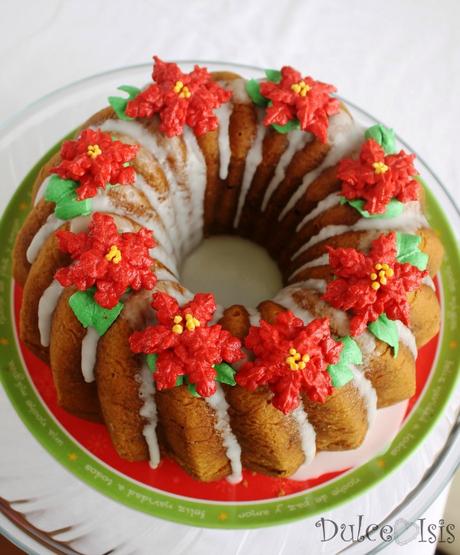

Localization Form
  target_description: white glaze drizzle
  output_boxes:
[227,78,251,104]
[272,287,314,324]
[350,365,377,427]
[34,176,50,206]
[26,214,62,263]
[246,307,261,327]
[182,126,207,250]
[261,130,311,211]
[280,110,362,219]
[422,275,435,290]
[38,280,64,346]
[296,192,342,231]
[138,361,160,469]
[216,101,233,181]
[205,383,243,484]
[291,201,429,261]
[81,327,100,383]
[234,108,266,227]
[394,320,418,359]
[290,253,330,278]
[291,400,316,465]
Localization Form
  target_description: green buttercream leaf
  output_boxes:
[364,124,397,154]
[327,336,361,388]
[108,84,141,121]
[215,362,236,386]
[68,289,123,336]
[271,119,301,134]
[186,382,200,397]
[45,175,92,220]
[265,69,282,83]
[341,197,404,219]
[175,375,184,386]
[396,232,428,270]
[368,314,399,357]
[245,79,268,107]
[146,353,157,372]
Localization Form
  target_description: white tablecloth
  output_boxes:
[0,1,459,553]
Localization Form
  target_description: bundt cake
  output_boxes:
[13,57,443,484]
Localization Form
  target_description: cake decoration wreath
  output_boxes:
[46,129,139,220]
[323,231,428,355]
[129,291,243,398]
[338,124,420,218]
[245,65,340,141]
[109,56,233,137]
[54,212,157,336]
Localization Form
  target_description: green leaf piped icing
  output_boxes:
[68,289,123,336]
[215,362,236,386]
[271,120,301,134]
[45,175,92,220]
[396,232,429,270]
[327,336,362,387]
[146,353,158,372]
[265,69,282,83]
[108,85,141,121]
[340,197,404,219]
[245,79,268,107]
[364,124,397,154]
[368,313,399,357]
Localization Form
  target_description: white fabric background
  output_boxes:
[0,1,459,553]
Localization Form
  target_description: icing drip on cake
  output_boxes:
[81,327,100,383]
[350,365,377,427]
[206,383,243,484]
[38,280,64,346]
[291,400,316,465]
[296,192,342,231]
[26,214,62,263]
[394,320,418,359]
[280,110,363,219]
[234,108,266,227]
[138,361,160,469]
[291,201,429,262]
[261,130,312,211]
[182,126,207,250]
[215,100,233,181]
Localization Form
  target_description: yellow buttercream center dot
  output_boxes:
[370,262,394,290]
[173,80,191,99]
[286,348,310,371]
[291,80,311,97]
[372,161,389,175]
[172,313,200,334]
[185,313,200,331]
[87,144,102,159]
[105,245,122,264]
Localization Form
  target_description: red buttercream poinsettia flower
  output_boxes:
[236,312,342,414]
[54,213,156,308]
[338,138,419,214]
[125,56,232,137]
[323,232,427,336]
[259,66,340,142]
[129,292,243,397]
[51,129,139,200]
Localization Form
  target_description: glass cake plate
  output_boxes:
[0,61,459,554]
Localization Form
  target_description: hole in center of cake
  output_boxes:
[180,236,283,307]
